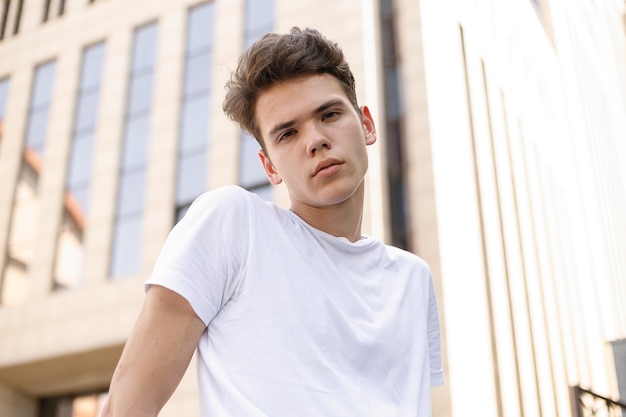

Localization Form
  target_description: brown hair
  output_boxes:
[223,27,359,151]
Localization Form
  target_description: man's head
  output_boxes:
[223,27,359,152]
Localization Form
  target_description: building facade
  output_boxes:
[0,0,625,416]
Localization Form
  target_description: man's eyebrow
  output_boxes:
[314,99,344,115]
[269,120,296,136]
[268,99,346,137]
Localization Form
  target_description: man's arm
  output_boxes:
[101,285,206,417]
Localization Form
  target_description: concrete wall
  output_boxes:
[1,0,625,416]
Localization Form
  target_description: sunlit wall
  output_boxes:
[0,1,624,416]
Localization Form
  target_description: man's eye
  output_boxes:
[278,130,295,141]
[322,111,339,121]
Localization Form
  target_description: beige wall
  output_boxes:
[1,0,625,416]
[416,0,626,416]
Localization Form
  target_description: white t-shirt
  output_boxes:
[146,185,443,417]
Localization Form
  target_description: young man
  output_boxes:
[101,27,443,417]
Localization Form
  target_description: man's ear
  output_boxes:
[361,106,377,146]
[259,150,282,185]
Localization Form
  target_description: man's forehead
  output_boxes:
[255,74,348,130]
[260,73,344,101]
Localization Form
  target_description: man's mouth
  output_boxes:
[313,158,343,177]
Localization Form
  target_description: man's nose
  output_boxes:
[306,125,331,155]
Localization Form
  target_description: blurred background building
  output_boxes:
[0,0,625,416]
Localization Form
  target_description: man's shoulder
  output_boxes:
[195,185,253,205]
[190,185,270,214]
[181,185,283,232]
[383,243,431,273]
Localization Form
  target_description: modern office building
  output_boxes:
[1,0,625,416]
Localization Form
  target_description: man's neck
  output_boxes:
[289,184,365,243]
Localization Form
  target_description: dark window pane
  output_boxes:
[131,23,158,73]
[183,52,212,97]
[179,96,209,152]
[187,2,214,53]
[40,392,108,417]
[116,170,146,217]
[176,151,206,205]
[121,116,149,171]
[31,61,56,108]
[239,132,266,187]
[127,72,153,115]
[67,132,94,188]
[74,92,99,132]
[110,216,142,277]
[384,70,403,120]
[80,42,105,91]
[175,202,191,224]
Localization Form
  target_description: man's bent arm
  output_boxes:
[101,285,206,417]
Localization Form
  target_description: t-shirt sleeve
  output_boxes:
[145,186,251,326]
[428,274,445,386]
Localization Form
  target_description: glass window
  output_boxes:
[612,339,626,405]
[187,2,215,53]
[0,77,10,120]
[116,170,146,217]
[175,151,207,205]
[179,96,210,152]
[379,0,409,249]
[121,116,150,170]
[110,216,142,278]
[25,61,56,158]
[80,44,105,91]
[54,42,105,290]
[25,108,50,154]
[174,3,214,222]
[127,72,154,115]
[245,0,274,42]
[66,133,94,189]
[131,23,158,74]
[239,0,274,199]
[238,132,267,188]
[183,53,212,96]
[31,61,56,109]
[39,392,108,417]
[110,24,157,278]
[70,185,89,216]
[74,92,99,132]
[250,183,273,201]
[67,43,105,210]
[385,69,403,120]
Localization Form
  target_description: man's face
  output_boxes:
[255,73,376,211]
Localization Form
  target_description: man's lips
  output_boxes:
[313,158,343,177]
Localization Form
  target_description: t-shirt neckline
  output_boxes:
[283,208,376,249]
